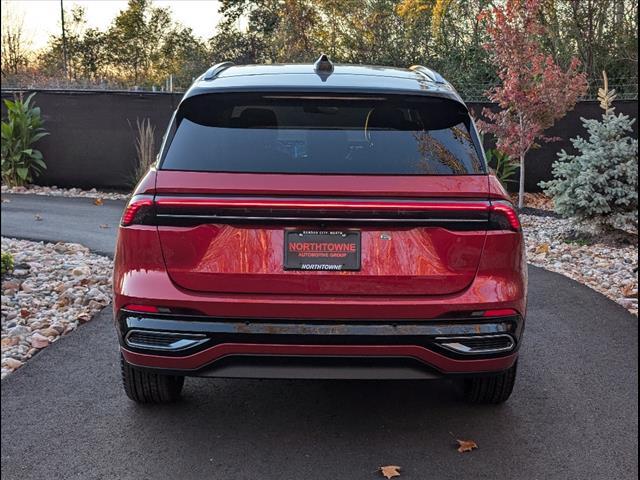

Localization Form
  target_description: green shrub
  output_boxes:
[486,148,517,189]
[1,252,14,275]
[1,93,49,187]
[540,74,638,234]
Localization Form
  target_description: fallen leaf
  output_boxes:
[379,465,401,479]
[20,308,30,318]
[535,243,550,254]
[456,439,478,453]
[34,214,43,221]
[99,223,110,229]
[621,284,636,297]
[93,198,104,206]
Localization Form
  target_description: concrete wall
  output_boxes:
[2,89,637,191]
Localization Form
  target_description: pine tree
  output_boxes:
[540,72,638,234]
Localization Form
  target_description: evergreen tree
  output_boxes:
[540,72,638,234]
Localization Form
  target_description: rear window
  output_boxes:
[160,93,486,175]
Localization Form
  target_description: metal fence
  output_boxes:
[0,76,180,94]
[454,77,639,103]
[3,73,637,103]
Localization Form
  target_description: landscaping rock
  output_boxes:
[7,325,30,338]
[1,237,112,377]
[2,358,23,369]
[521,214,638,316]
[1,337,19,348]
[39,327,60,338]
[30,333,50,349]
[1,184,129,200]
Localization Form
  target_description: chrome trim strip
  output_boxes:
[124,330,208,352]
[434,334,515,355]
[123,318,514,336]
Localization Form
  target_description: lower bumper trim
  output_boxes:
[121,343,518,376]
[190,356,442,380]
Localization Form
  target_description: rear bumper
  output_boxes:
[118,312,522,378]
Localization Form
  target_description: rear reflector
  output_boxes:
[482,309,518,317]
[124,304,160,313]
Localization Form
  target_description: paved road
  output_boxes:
[1,194,126,257]
[1,195,638,480]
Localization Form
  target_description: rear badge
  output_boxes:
[380,233,392,240]
[284,230,361,271]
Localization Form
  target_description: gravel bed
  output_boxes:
[1,184,130,201]
[1,238,113,378]
[522,214,638,316]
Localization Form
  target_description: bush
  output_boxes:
[485,148,517,189]
[1,93,49,187]
[540,75,638,234]
[1,252,14,276]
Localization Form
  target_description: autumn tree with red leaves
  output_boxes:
[477,0,588,209]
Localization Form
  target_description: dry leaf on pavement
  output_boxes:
[93,198,104,206]
[456,439,478,453]
[379,465,401,479]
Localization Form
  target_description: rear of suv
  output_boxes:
[114,57,527,405]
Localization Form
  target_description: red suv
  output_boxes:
[114,57,527,405]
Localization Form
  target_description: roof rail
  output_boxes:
[203,61,234,80]
[409,65,446,84]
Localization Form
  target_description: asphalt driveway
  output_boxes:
[1,194,126,257]
[1,194,638,480]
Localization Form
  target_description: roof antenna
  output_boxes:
[314,53,334,81]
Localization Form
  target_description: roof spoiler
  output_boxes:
[203,61,234,80]
[409,65,446,84]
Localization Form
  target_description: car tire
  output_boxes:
[463,361,517,404]
[120,355,184,404]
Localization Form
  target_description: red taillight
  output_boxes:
[482,309,518,317]
[150,195,521,230]
[489,201,521,231]
[154,196,491,212]
[121,195,154,226]
[124,304,159,313]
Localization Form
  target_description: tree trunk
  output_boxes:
[518,153,525,210]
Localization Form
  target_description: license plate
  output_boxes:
[284,230,361,271]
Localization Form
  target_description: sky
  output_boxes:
[5,0,223,51]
